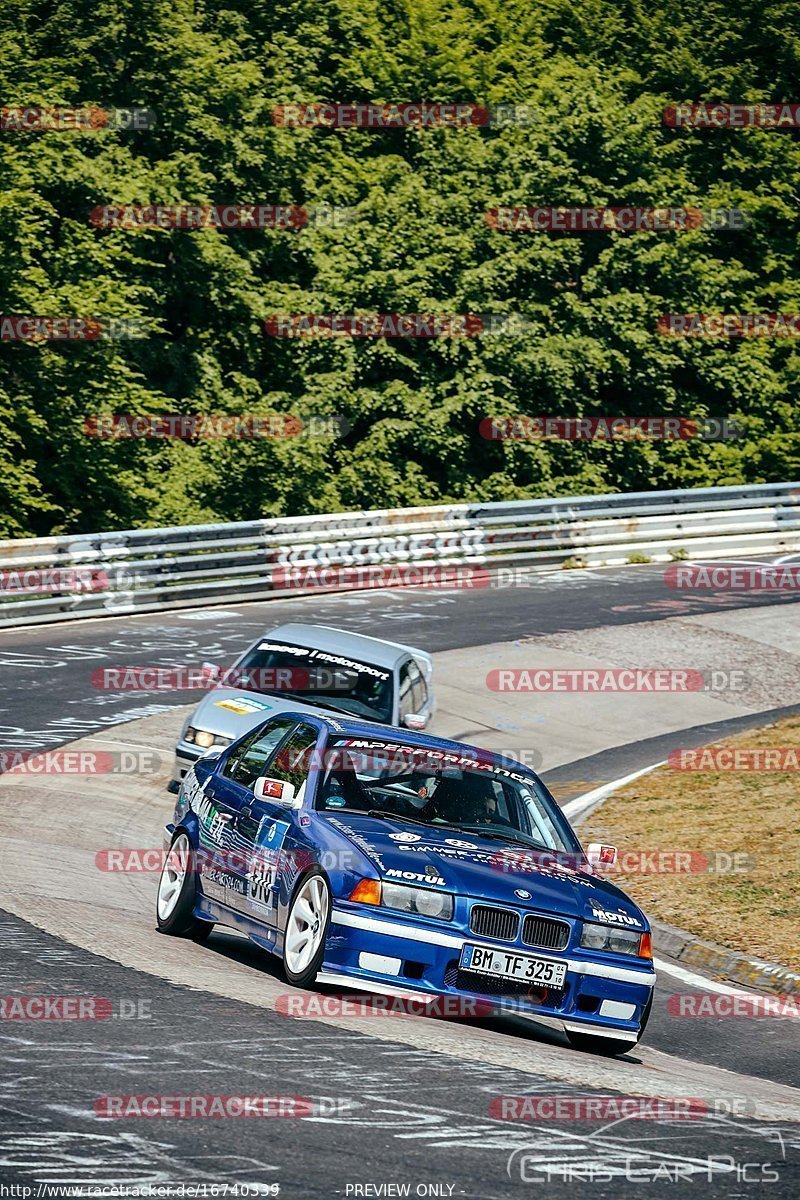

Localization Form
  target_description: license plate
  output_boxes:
[460,943,567,987]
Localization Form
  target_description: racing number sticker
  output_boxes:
[247,818,291,916]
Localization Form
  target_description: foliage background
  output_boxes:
[1,0,799,536]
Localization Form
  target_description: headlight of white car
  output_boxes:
[184,727,232,750]
[381,882,454,921]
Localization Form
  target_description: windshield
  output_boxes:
[317,738,581,854]
[229,640,394,723]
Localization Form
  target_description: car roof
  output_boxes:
[263,623,408,670]
[287,711,539,779]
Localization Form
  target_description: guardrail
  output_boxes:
[1,481,798,628]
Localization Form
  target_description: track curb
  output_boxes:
[650,920,800,996]
[570,770,800,998]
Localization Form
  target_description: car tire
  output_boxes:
[156,830,214,941]
[566,991,653,1056]
[282,869,331,988]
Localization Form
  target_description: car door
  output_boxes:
[232,720,321,927]
[197,717,298,912]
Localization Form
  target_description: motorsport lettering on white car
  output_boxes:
[170,623,434,792]
[158,717,655,1055]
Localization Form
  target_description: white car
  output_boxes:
[169,623,434,792]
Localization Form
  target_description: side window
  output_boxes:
[410,661,427,713]
[223,719,296,789]
[400,659,425,716]
[398,662,415,719]
[265,723,319,794]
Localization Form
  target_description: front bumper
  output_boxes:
[324,904,655,1039]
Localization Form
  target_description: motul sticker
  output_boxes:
[590,906,642,927]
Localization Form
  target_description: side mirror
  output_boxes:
[254,776,297,806]
[201,661,221,685]
[585,842,618,872]
[402,713,427,730]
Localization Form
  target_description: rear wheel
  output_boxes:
[282,870,330,987]
[156,830,214,941]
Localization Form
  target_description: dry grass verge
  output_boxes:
[581,716,800,971]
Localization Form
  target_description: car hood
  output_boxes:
[327,813,647,928]
[185,688,333,739]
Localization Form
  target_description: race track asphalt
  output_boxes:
[1,561,798,1196]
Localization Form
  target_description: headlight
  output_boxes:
[184,727,231,750]
[580,922,642,956]
[382,882,454,921]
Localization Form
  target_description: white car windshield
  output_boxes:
[230,640,394,723]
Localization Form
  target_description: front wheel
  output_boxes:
[156,830,214,941]
[282,870,331,987]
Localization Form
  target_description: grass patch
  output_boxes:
[581,716,800,970]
